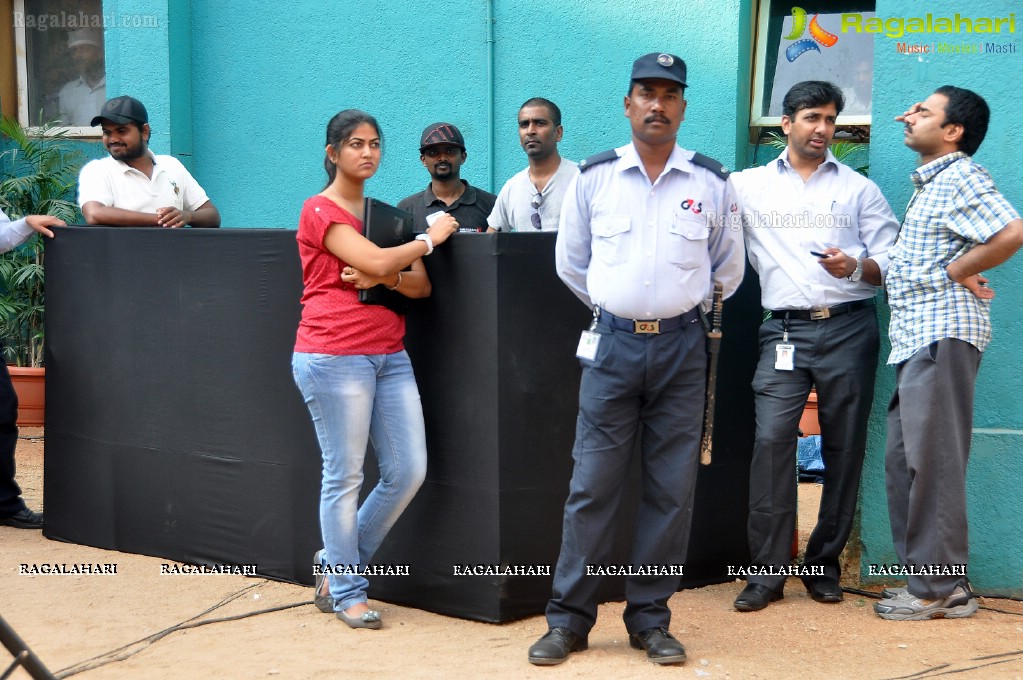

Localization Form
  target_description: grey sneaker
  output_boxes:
[874,586,978,620]
[880,586,909,600]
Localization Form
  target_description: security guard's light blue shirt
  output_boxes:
[555,142,744,319]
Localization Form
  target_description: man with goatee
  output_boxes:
[398,122,496,233]
[78,96,220,228]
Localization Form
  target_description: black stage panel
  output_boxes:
[43,228,758,622]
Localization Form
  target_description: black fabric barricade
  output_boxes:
[43,228,758,622]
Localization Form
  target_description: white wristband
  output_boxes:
[416,232,434,256]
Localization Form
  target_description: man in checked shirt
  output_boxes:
[875,86,1023,621]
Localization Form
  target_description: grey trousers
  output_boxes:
[546,315,705,637]
[885,338,979,599]
[747,307,879,590]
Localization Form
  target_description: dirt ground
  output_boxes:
[3,431,1023,680]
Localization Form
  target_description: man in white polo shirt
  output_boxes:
[78,96,221,228]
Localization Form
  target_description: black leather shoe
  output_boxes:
[801,575,843,603]
[528,627,587,666]
[629,627,686,665]
[0,508,43,529]
[734,583,783,612]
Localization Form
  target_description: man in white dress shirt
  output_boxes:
[57,28,106,126]
[78,96,220,228]
[729,81,898,612]
[487,98,577,232]
[528,52,744,667]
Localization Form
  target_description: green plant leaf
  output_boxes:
[0,116,86,366]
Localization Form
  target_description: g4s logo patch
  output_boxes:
[681,198,703,214]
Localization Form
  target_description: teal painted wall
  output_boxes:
[861,0,1023,593]
[83,0,1023,593]
[95,0,751,228]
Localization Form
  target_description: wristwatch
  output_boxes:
[415,232,434,256]
[847,257,863,282]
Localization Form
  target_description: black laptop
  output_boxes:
[357,198,415,314]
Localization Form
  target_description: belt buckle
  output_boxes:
[634,319,660,334]
[810,308,830,320]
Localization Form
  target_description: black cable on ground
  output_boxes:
[879,651,1023,679]
[53,583,310,678]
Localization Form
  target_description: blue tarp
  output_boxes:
[797,435,824,483]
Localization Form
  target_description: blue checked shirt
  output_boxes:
[887,152,1021,365]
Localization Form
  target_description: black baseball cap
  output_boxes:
[419,122,465,152]
[631,53,687,87]
[91,96,149,127]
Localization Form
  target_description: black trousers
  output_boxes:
[746,306,879,589]
[0,361,26,517]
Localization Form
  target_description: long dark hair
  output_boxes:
[322,109,383,189]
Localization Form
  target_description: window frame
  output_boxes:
[750,0,874,129]
[9,0,103,138]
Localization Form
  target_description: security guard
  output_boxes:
[527,52,745,666]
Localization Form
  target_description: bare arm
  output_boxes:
[156,201,221,228]
[341,257,432,299]
[945,218,1023,299]
[323,213,458,278]
[82,201,160,227]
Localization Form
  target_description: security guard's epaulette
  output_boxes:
[578,149,619,173]
[691,152,730,181]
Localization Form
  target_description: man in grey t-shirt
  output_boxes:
[487,98,577,233]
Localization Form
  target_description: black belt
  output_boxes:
[597,307,700,334]
[769,299,875,321]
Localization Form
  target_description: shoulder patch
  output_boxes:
[691,152,729,181]
[578,149,619,173]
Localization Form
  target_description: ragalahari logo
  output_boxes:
[784,7,839,61]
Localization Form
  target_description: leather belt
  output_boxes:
[769,299,875,321]
[597,308,700,334]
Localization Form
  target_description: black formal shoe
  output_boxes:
[801,575,844,603]
[733,583,783,612]
[528,627,587,666]
[0,507,43,529]
[629,627,687,665]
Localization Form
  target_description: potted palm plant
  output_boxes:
[0,115,84,425]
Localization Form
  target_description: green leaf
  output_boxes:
[0,116,85,366]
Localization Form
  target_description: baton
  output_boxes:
[699,282,724,466]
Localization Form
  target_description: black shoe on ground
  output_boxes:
[629,627,687,665]
[0,508,43,529]
[528,627,587,666]
[801,575,843,603]
[733,583,783,612]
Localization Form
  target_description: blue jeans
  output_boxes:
[292,350,427,611]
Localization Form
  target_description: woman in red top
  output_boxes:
[292,110,457,629]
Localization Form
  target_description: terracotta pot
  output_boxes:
[8,366,45,426]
